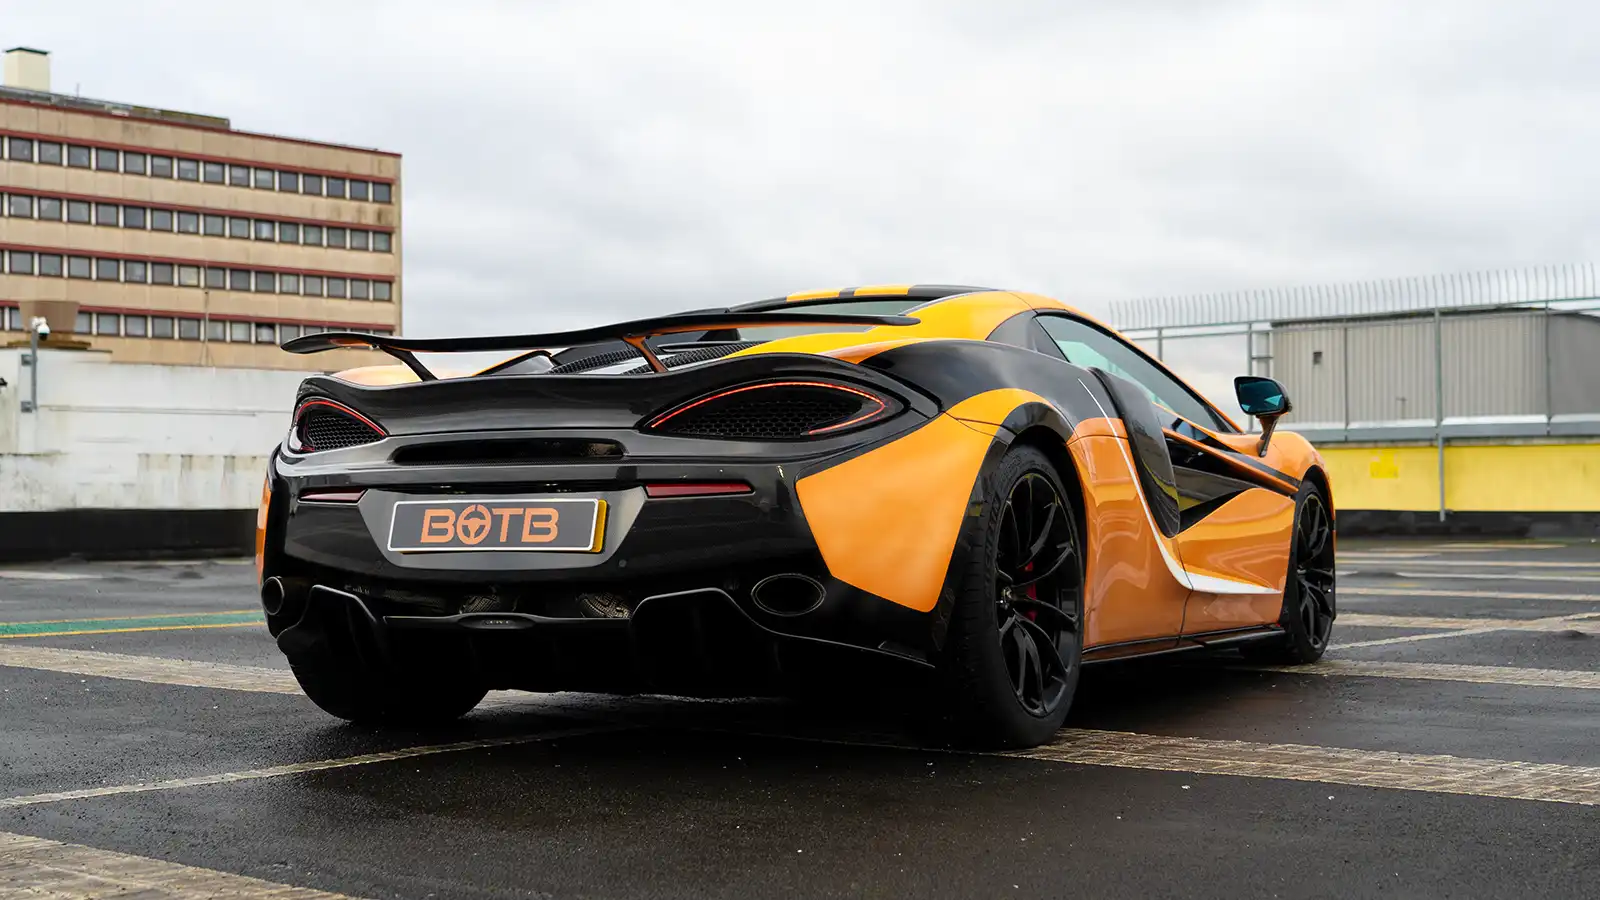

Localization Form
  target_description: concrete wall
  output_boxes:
[0,347,299,513]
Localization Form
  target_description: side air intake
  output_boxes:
[289,399,386,453]
[643,381,896,440]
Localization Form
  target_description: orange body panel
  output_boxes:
[254,475,271,586]
[1067,434,1190,647]
[796,412,999,613]
[1175,488,1296,634]
[731,291,1031,361]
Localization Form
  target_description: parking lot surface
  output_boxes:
[1,539,1597,899]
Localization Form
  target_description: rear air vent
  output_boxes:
[392,438,624,466]
[548,348,642,374]
[616,341,765,375]
[292,400,385,452]
[644,381,895,440]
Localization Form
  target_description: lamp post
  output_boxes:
[20,316,49,413]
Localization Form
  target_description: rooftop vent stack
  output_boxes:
[3,47,50,92]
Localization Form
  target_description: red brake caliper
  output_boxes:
[1023,561,1037,618]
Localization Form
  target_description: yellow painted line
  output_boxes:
[0,830,367,898]
[1003,729,1600,806]
[1246,659,1600,690]
[0,728,628,810]
[0,610,257,627]
[0,622,262,640]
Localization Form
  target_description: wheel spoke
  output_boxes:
[1302,579,1334,618]
[1011,598,1078,633]
[1014,541,1076,589]
[1018,616,1070,680]
[1021,501,1058,570]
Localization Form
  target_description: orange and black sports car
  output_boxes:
[256,285,1335,748]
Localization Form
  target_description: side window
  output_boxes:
[1036,315,1230,432]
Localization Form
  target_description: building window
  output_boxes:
[177,265,200,287]
[125,260,148,283]
[348,230,370,251]
[373,280,392,301]
[95,258,121,281]
[6,137,33,161]
[177,211,200,233]
[254,271,275,292]
[255,322,276,343]
[229,320,251,342]
[303,275,324,296]
[123,206,147,229]
[8,251,35,275]
[280,273,300,294]
[279,323,300,341]
[67,145,92,168]
[152,317,175,339]
[253,219,275,240]
[75,312,91,333]
[96,313,120,335]
[151,209,173,231]
[178,318,201,340]
[38,142,63,165]
[178,158,200,181]
[349,180,369,201]
[204,267,226,289]
[302,224,323,246]
[228,269,251,291]
[94,148,118,171]
[38,197,62,220]
[203,161,224,183]
[373,182,392,203]
[228,217,249,239]
[373,232,392,252]
[68,256,91,278]
[228,165,250,186]
[302,174,323,195]
[124,316,148,337]
[279,222,300,243]
[66,201,91,223]
[325,227,347,249]
[253,168,275,189]
[325,177,346,199]
[350,279,370,300]
[39,254,63,277]
[124,152,148,175]
[202,214,225,236]
[278,171,299,192]
[150,156,174,178]
[206,319,226,341]
[95,203,119,226]
[151,262,175,285]
[7,194,33,217]
[326,277,347,298]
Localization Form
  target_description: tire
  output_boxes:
[1241,480,1336,664]
[291,658,487,726]
[935,443,1086,750]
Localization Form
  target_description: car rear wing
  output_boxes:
[280,310,921,381]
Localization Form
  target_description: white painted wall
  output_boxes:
[0,348,306,512]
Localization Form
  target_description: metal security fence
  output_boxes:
[1103,263,1600,522]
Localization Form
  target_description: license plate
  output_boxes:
[387,498,606,553]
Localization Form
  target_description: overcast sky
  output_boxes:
[7,0,1598,406]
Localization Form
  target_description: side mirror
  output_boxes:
[1234,376,1292,457]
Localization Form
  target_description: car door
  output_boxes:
[1031,314,1296,638]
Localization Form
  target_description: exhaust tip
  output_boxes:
[261,576,288,616]
[750,573,826,617]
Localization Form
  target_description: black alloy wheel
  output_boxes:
[937,444,1085,749]
[994,471,1083,718]
[1243,481,1336,665]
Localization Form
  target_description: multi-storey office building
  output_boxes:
[0,47,397,371]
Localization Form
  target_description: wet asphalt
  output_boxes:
[0,540,1597,899]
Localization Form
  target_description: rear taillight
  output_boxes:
[643,380,896,440]
[288,399,386,453]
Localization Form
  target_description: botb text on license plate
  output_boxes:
[387,498,606,552]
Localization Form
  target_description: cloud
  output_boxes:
[7,0,1599,410]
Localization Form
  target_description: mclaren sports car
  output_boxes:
[257,285,1336,749]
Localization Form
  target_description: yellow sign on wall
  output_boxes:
[1318,441,1600,512]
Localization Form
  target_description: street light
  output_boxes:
[21,316,49,413]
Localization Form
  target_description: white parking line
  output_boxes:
[1005,729,1600,805]
[1343,586,1600,602]
[1344,570,1600,584]
[0,830,367,898]
[1244,659,1600,690]
[1337,612,1600,632]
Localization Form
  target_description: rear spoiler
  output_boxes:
[280,310,921,381]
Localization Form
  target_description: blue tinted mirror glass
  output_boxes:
[1235,376,1288,417]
